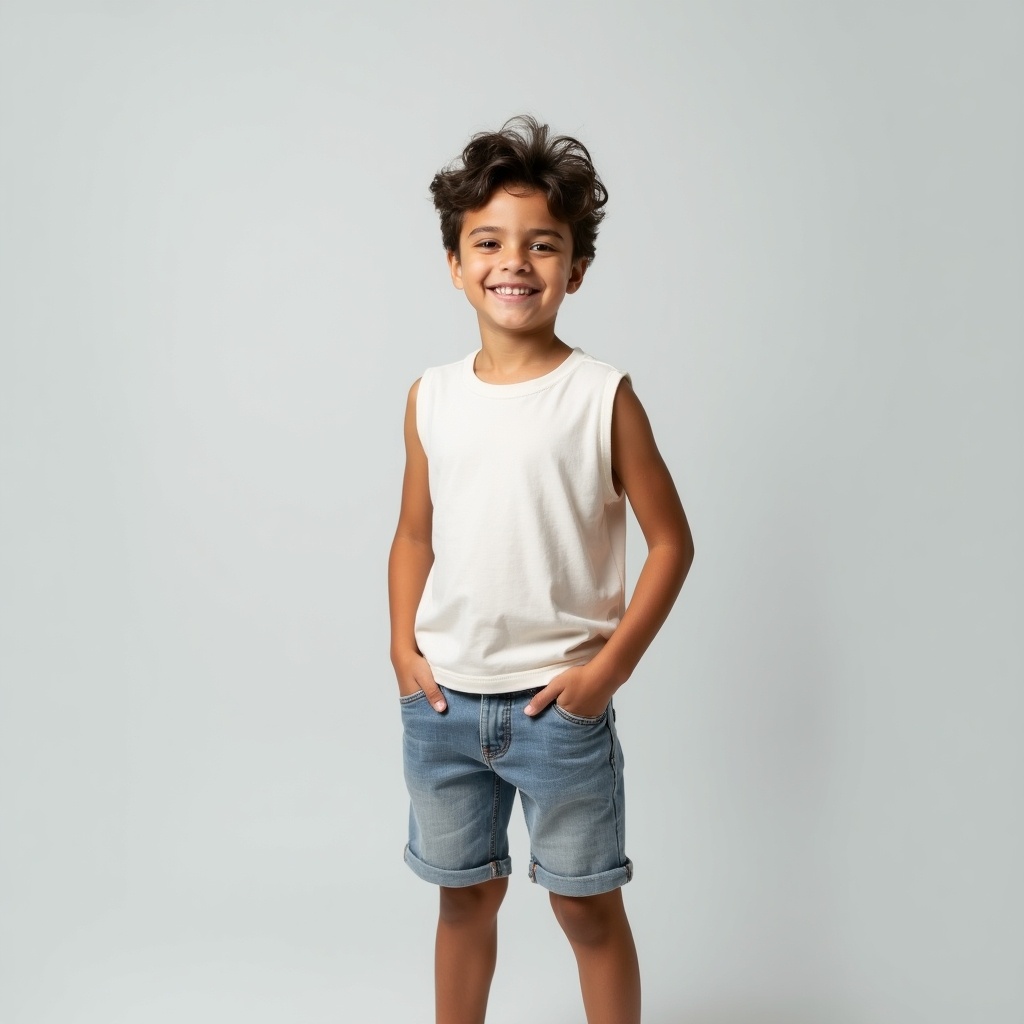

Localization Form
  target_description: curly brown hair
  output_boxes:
[430,115,608,264]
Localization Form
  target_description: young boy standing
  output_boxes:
[389,116,694,1024]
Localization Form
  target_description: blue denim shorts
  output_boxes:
[400,684,633,897]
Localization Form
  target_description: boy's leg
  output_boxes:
[496,692,638,1022]
[436,877,508,1024]
[549,888,640,1024]
[400,688,517,1022]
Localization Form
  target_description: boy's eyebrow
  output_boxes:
[466,226,567,239]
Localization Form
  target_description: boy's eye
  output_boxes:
[476,240,499,249]
[531,243,554,252]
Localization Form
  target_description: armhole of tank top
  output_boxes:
[600,370,630,503]
[414,369,431,457]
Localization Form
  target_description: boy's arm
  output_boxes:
[525,377,694,718]
[388,379,447,713]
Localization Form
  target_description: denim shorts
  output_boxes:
[400,684,633,897]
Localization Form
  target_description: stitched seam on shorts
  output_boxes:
[489,773,501,861]
[486,694,513,762]
[479,696,490,765]
[553,703,607,726]
[607,718,626,865]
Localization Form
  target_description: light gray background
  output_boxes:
[1,2,1021,1022]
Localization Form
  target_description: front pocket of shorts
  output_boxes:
[399,690,427,706]
[552,702,607,726]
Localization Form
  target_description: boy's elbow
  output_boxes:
[675,529,695,581]
[648,532,693,589]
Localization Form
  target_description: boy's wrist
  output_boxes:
[582,655,630,696]
[390,643,422,668]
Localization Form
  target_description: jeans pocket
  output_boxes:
[399,690,427,706]
[552,702,608,726]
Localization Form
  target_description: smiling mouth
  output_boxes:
[489,285,538,296]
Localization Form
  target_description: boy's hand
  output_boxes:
[393,651,447,713]
[524,665,615,719]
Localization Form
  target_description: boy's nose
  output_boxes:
[500,248,531,271]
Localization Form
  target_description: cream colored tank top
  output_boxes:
[414,346,630,694]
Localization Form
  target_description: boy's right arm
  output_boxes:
[388,379,447,713]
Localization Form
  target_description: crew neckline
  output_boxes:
[461,346,584,398]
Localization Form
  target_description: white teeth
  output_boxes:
[493,286,534,295]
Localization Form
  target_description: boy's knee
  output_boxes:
[439,878,508,925]
[549,890,623,947]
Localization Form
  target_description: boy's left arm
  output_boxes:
[525,378,694,718]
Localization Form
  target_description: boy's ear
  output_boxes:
[565,257,589,295]
[447,249,465,291]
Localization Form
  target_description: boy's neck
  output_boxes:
[473,328,573,384]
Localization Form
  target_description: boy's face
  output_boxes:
[448,187,587,343]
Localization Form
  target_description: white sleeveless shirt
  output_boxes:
[414,347,630,694]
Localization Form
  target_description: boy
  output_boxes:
[389,115,694,1024]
